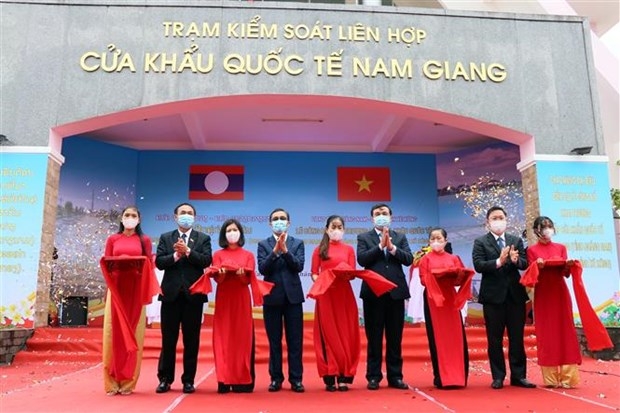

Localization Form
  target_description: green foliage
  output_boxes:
[600,298,620,327]
[612,188,620,214]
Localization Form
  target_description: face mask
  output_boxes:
[373,215,391,228]
[489,220,506,235]
[272,220,288,234]
[430,241,445,252]
[226,230,240,244]
[122,218,139,230]
[328,229,344,242]
[542,228,554,239]
[177,214,195,229]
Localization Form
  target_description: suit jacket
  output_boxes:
[257,235,305,306]
[472,232,528,305]
[155,229,212,303]
[356,229,413,300]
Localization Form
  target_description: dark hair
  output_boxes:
[269,207,290,221]
[117,206,147,256]
[428,227,447,239]
[370,203,392,216]
[174,202,196,215]
[428,227,453,253]
[319,215,344,260]
[218,218,245,248]
[532,216,555,238]
[486,205,507,219]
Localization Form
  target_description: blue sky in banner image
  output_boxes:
[58,138,139,211]
[55,139,140,300]
[435,141,524,270]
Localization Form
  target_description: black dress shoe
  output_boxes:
[291,382,305,393]
[491,379,504,389]
[268,381,282,392]
[156,381,171,393]
[510,378,536,388]
[182,383,195,394]
[232,384,254,393]
[367,379,380,390]
[388,379,409,389]
[325,384,337,392]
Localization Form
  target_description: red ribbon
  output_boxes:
[520,260,612,351]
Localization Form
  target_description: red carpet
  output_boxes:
[1,324,618,412]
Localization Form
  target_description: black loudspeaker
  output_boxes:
[58,296,88,326]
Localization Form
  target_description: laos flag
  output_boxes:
[189,165,244,200]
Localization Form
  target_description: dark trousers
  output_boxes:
[482,296,527,381]
[263,301,303,383]
[363,294,405,383]
[157,294,204,385]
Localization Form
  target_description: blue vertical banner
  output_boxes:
[536,157,620,325]
[0,152,47,328]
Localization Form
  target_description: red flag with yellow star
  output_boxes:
[337,167,391,201]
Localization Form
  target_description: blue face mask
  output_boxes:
[272,220,288,234]
[177,214,195,229]
[373,215,390,228]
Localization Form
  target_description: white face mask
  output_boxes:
[226,230,240,244]
[122,217,139,230]
[430,241,445,252]
[327,229,344,242]
[373,215,391,229]
[489,220,507,235]
[542,228,555,239]
[272,219,288,234]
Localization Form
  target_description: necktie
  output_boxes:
[181,233,187,243]
[497,237,504,249]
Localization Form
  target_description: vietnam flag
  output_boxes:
[337,167,391,201]
[189,165,244,200]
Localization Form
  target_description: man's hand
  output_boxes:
[498,246,510,266]
[508,245,519,264]
[381,227,393,251]
[276,234,288,254]
[174,238,189,255]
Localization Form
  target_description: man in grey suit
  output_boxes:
[357,203,413,390]
[257,208,306,393]
[155,202,212,394]
[472,205,534,390]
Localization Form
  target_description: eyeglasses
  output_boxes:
[271,216,287,221]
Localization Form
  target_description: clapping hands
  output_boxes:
[273,234,288,255]
[499,245,519,266]
[380,227,393,251]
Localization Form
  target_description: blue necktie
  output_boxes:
[181,233,187,243]
[497,237,504,249]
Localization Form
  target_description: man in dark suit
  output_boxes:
[472,205,535,390]
[155,202,212,394]
[357,203,413,390]
[257,208,305,393]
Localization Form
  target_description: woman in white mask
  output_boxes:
[211,218,260,394]
[525,216,582,388]
[309,215,359,392]
[418,227,474,389]
[100,206,159,395]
